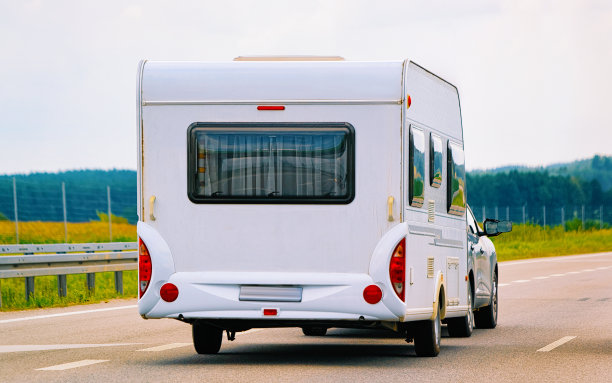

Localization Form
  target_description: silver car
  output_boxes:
[445,205,512,336]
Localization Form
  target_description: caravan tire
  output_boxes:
[192,321,223,354]
[475,271,498,329]
[414,304,441,357]
[447,283,474,337]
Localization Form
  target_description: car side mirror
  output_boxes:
[483,219,512,237]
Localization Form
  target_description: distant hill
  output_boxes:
[470,155,612,191]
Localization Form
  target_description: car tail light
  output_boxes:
[389,238,406,301]
[138,238,152,298]
[363,284,383,304]
[160,283,179,302]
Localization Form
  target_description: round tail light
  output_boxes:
[160,283,179,302]
[363,284,383,304]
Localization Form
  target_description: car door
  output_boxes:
[467,207,491,307]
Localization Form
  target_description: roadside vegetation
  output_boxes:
[491,220,612,261]
[1,220,611,311]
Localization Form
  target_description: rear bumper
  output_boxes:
[140,271,400,322]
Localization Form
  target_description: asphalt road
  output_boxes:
[1,252,611,382]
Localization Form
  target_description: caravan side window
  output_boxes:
[447,142,466,216]
[430,133,442,188]
[187,123,355,204]
[409,126,425,208]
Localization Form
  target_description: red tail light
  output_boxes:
[363,284,383,304]
[389,238,406,301]
[138,238,152,298]
[160,283,179,302]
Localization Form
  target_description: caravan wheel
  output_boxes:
[414,303,441,357]
[192,321,223,354]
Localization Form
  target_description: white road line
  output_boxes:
[498,283,510,287]
[0,343,139,353]
[582,269,596,272]
[0,305,137,325]
[596,266,608,270]
[550,273,566,277]
[137,343,191,352]
[537,336,576,352]
[567,271,581,274]
[36,359,108,371]
[512,280,530,283]
[500,252,612,266]
[533,276,549,280]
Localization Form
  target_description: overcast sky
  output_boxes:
[1,0,611,174]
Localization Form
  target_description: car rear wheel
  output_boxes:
[474,271,498,329]
[447,283,474,337]
[192,321,223,354]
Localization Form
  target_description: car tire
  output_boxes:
[474,270,498,329]
[192,321,223,354]
[414,303,441,357]
[302,326,328,336]
[447,283,474,337]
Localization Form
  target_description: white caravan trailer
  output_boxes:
[137,58,472,356]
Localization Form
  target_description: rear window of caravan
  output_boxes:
[188,123,355,204]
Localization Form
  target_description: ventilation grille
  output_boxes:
[428,200,435,223]
[427,257,435,278]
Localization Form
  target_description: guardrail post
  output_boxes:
[86,273,95,293]
[58,275,67,297]
[85,250,95,294]
[25,276,34,301]
[115,271,124,294]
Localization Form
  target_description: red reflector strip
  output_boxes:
[263,308,278,316]
[257,105,285,111]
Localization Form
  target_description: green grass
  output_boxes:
[491,224,612,262]
[0,271,137,311]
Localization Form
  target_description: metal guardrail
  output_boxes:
[0,242,138,308]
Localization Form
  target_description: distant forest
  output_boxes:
[467,155,612,208]
[0,170,137,224]
[0,155,611,224]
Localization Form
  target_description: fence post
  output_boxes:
[561,206,565,228]
[543,206,546,227]
[582,205,585,230]
[25,276,34,301]
[601,205,604,229]
[506,206,509,221]
[107,185,112,242]
[62,182,68,243]
[13,177,19,244]
[522,205,526,225]
[495,206,498,220]
[482,206,486,222]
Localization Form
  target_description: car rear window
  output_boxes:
[188,123,355,204]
